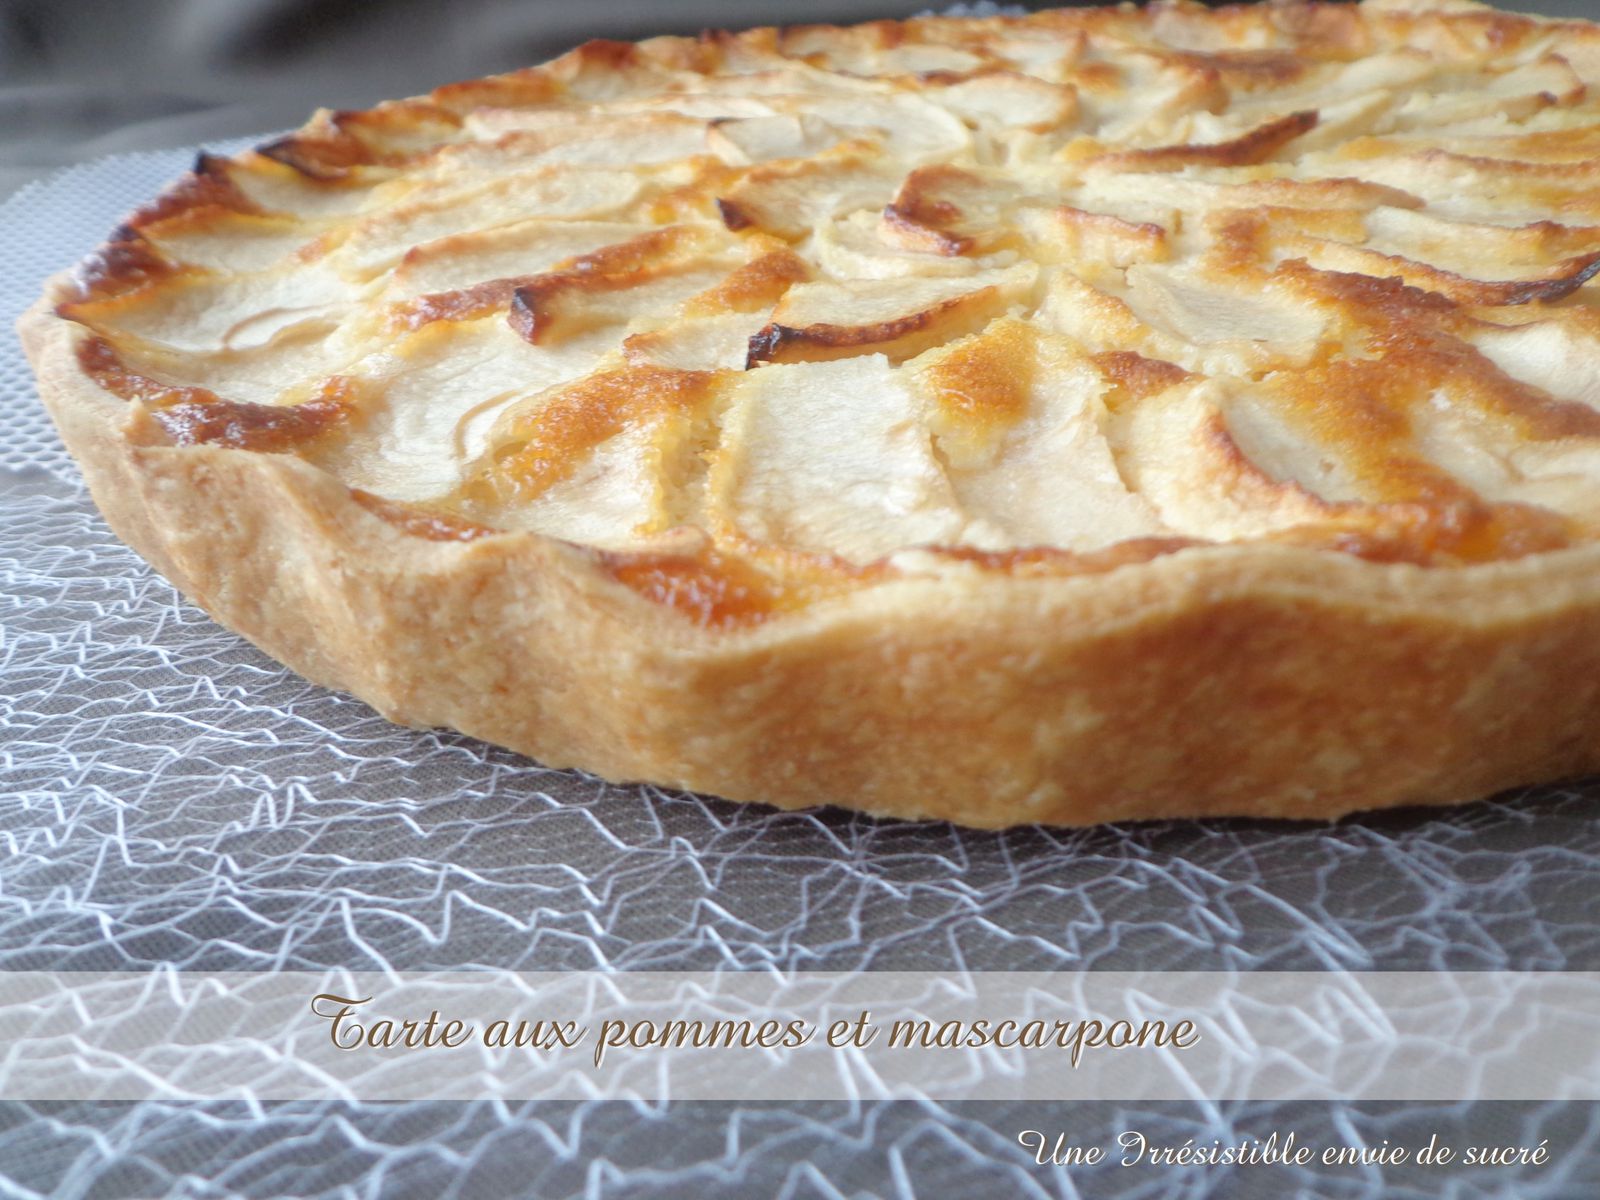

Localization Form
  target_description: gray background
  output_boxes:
[3,1,1599,1197]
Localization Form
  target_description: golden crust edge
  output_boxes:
[21,266,1600,828]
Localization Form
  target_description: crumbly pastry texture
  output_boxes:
[21,0,1600,826]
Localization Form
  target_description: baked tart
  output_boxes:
[21,0,1600,826]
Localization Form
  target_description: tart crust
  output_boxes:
[22,0,1600,826]
[23,299,1600,826]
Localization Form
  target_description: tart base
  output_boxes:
[21,285,1600,828]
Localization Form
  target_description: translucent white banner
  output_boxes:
[1,971,1596,1102]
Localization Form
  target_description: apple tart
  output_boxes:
[21,0,1600,826]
